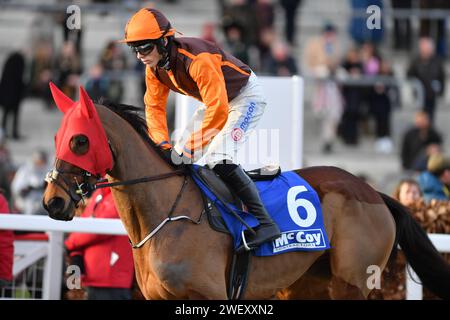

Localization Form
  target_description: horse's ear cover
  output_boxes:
[79,85,95,119]
[50,82,113,176]
[49,81,74,113]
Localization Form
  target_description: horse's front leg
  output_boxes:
[151,254,228,299]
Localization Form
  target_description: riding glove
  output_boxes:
[161,148,193,166]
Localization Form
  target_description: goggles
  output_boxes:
[130,42,156,55]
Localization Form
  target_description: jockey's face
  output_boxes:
[136,45,162,68]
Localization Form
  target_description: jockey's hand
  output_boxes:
[160,148,192,167]
[170,148,193,166]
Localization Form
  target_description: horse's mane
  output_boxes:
[98,99,166,158]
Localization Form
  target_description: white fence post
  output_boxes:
[405,267,423,300]
[43,231,63,300]
[404,233,450,300]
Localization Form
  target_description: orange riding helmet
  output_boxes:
[119,8,176,43]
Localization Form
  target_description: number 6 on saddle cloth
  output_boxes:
[189,164,330,256]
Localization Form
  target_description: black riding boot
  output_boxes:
[214,164,281,250]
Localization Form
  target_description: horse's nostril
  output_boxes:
[46,197,66,215]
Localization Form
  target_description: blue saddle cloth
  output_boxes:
[190,165,331,256]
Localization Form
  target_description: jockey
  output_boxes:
[119,8,280,250]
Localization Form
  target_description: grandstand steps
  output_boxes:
[1,0,450,194]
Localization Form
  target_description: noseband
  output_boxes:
[45,167,96,208]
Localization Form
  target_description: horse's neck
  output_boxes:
[100,111,185,245]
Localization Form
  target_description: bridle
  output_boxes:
[45,159,187,207]
[45,160,198,249]
[45,165,95,208]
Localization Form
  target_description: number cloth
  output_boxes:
[191,165,330,256]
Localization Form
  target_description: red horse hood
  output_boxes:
[50,82,113,176]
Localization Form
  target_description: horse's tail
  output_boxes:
[379,192,450,299]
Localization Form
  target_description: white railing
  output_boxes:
[405,233,450,300]
[0,214,449,300]
[0,214,126,300]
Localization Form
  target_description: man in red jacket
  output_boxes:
[0,192,14,290]
[65,187,134,300]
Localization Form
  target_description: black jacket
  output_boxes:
[400,126,442,170]
[407,56,445,100]
[0,52,26,108]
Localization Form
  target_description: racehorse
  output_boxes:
[42,84,450,299]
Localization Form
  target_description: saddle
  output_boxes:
[189,164,281,300]
[196,164,281,232]
[197,166,242,215]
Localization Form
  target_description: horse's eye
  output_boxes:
[70,134,89,155]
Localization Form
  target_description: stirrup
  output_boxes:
[235,230,256,253]
[241,230,253,251]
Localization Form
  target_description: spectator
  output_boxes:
[85,64,110,102]
[370,59,396,154]
[392,178,422,207]
[220,0,259,48]
[411,142,442,172]
[99,41,128,103]
[360,42,380,76]
[418,153,450,202]
[255,0,275,39]
[400,111,442,171]
[11,150,50,215]
[100,41,127,72]
[0,51,26,140]
[57,8,83,58]
[29,40,54,108]
[279,0,302,45]
[304,23,343,153]
[222,21,250,65]
[358,42,383,142]
[339,47,364,145]
[391,0,412,51]
[65,187,134,300]
[257,27,277,72]
[55,41,82,100]
[262,41,298,76]
[407,37,445,123]
[200,22,218,45]
[0,192,13,290]
[304,23,341,75]
[419,0,449,58]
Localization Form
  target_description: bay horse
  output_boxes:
[42,85,450,299]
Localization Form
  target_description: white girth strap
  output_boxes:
[130,215,196,249]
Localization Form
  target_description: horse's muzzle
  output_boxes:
[43,197,74,221]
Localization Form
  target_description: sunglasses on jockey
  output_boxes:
[130,41,156,55]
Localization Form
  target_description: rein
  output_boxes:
[96,168,202,249]
[127,173,202,249]
[94,169,185,189]
[47,164,200,249]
